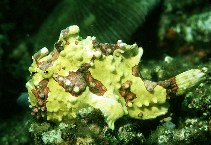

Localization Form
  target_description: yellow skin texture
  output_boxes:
[26,25,205,129]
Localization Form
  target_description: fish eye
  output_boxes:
[31,71,37,76]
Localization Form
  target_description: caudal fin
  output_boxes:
[158,68,207,96]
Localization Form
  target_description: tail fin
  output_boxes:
[158,68,207,96]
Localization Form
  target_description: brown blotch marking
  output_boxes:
[132,65,140,77]
[78,63,92,72]
[85,72,107,96]
[119,80,136,107]
[32,89,39,99]
[53,63,107,96]
[61,27,70,39]
[33,51,41,62]
[143,80,158,92]
[53,74,65,86]
[53,71,87,96]
[78,63,107,96]
[92,40,120,56]
[67,72,87,95]
[158,77,178,97]
[32,79,49,101]
[36,79,49,106]
[54,40,64,52]
[31,79,49,119]
[37,49,60,70]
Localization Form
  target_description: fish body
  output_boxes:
[26,25,206,129]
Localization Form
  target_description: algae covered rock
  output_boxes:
[26,25,206,130]
[147,118,210,145]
